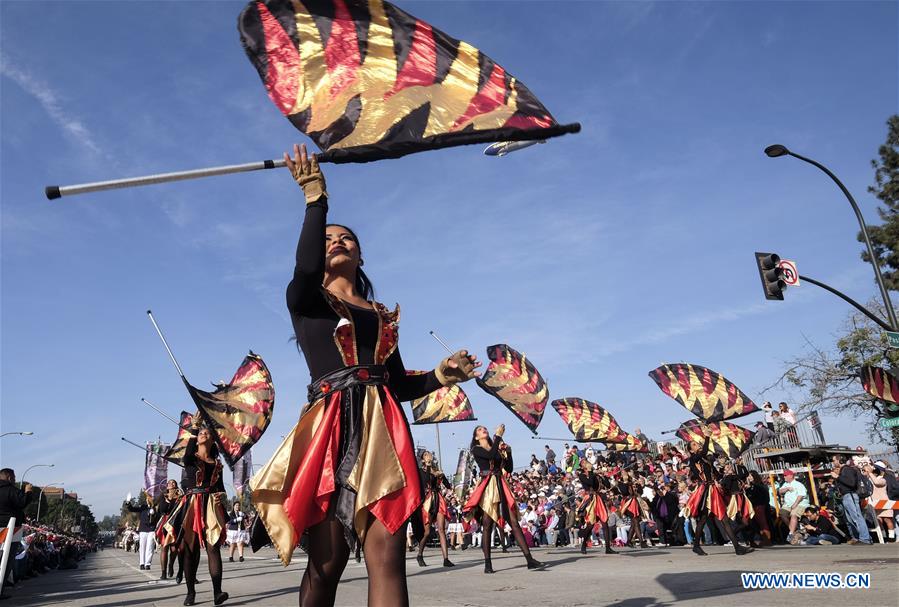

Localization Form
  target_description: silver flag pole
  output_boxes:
[45,157,288,200]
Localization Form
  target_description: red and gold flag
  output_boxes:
[604,433,649,453]
[409,374,475,424]
[860,365,899,405]
[551,398,629,443]
[186,351,274,469]
[163,411,195,467]
[476,344,548,434]
[675,419,754,458]
[238,0,579,163]
[648,363,759,422]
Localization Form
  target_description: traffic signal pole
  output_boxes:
[798,274,893,331]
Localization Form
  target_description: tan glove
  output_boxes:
[190,412,202,433]
[435,350,480,386]
[285,143,327,204]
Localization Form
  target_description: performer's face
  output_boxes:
[197,428,211,446]
[324,226,361,272]
[474,426,488,441]
[422,451,433,465]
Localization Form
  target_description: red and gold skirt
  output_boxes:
[620,497,648,519]
[155,513,170,545]
[163,489,227,549]
[463,472,516,527]
[422,489,449,527]
[251,365,421,566]
[579,492,609,525]
[686,482,726,520]
[725,492,753,522]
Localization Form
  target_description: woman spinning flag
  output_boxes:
[251,144,480,607]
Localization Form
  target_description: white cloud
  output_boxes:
[0,53,101,154]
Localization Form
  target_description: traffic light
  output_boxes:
[755,252,786,300]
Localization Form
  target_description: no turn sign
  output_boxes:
[778,259,800,286]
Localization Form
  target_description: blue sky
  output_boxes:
[1,1,896,518]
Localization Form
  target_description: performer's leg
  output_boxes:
[507,511,543,568]
[692,513,709,556]
[480,516,494,573]
[435,514,452,565]
[714,515,752,554]
[181,536,201,604]
[159,542,169,579]
[300,516,350,607]
[229,540,236,562]
[206,543,227,604]
[363,517,408,607]
[238,541,245,560]
[416,523,431,566]
[601,521,617,554]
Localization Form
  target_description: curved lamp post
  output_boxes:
[21,463,55,485]
[0,431,34,438]
[35,482,64,523]
[765,144,898,330]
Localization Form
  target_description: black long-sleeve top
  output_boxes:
[420,467,452,494]
[688,437,717,483]
[578,471,600,493]
[500,444,514,473]
[182,436,225,493]
[126,502,156,533]
[746,483,770,508]
[155,493,179,517]
[285,200,440,401]
[0,480,32,528]
[471,436,504,473]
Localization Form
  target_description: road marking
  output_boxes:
[108,550,158,581]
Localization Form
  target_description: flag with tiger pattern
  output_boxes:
[409,374,475,424]
[186,351,274,469]
[238,0,579,163]
[163,411,194,467]
[860,366,899,418]
[648,363,760,422]
[603,433,649,453]
[476,344,548,434]
[675,419,755,458]
[551,398,629,443]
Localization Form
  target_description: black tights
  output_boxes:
[480,513,533,563]
[182,537,223,598]
[417,513,449,561]
[159,545,182,578]
[693,512,741,551]
[627,514,646,545]
[300,514,407,607]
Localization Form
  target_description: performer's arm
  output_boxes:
[440,474,452,490]
[385,348,442,402]
[286,200,328,315]
[183,435,198,466]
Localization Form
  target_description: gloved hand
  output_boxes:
[435,350,481,386]
[285,143,327,204]
[190,412,202,433]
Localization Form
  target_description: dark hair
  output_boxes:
[326,224,375,300]
[471,426,490,449]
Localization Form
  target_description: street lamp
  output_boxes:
[0,431,34,438]
[764,144,899,330]
[20,463,55,485]
[35,482,64,523]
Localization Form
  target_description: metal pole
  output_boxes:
[45,158,288,200]
[139,398,185,428]
[798,275,892,330]
[429,331,455,356]
[20,464,53,486]
[146,310,187,380]
[787,150,898,330]
[435,424,444,472]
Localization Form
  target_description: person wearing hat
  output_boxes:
[753,422,775,445]
[777,469,809,544]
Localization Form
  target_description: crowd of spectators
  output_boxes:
[416,434,899,553]
[0,468,98,601]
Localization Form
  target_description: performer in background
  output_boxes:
[416,451,454,568]
[165,422,229,606]
[251,144,480,607]
[155,479,183,582]
[125,493,157,571]
[617,472,649,549]
[464,425,544,573]
[686,434,753,556]
[577,460,617,555]
[227,502,249,563]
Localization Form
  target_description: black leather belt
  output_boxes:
[308,365,389,402]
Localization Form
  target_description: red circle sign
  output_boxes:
[778,260,799,286]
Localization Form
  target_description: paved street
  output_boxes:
[6,542,898,606]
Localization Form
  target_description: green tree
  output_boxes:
[859,114,899,291]
[765,300,899,450]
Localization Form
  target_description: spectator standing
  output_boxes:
[544,445,556,467]
[0,468,32,598]
[753,422,775,445]
[866,463,895,542]
[832,457,872,545]
[762,402,775,431]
